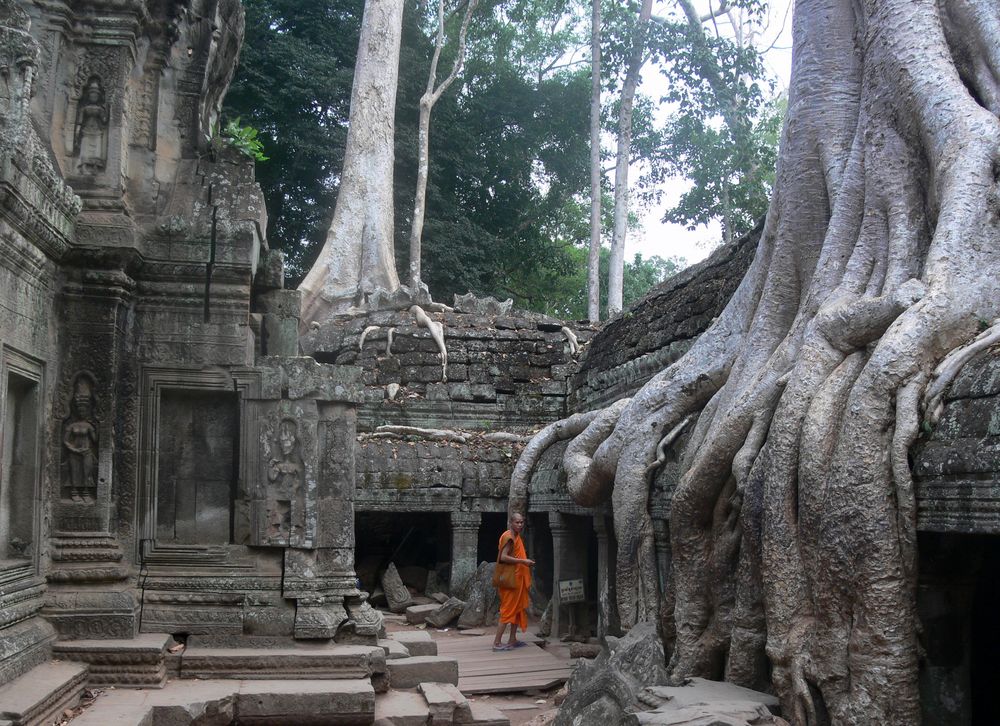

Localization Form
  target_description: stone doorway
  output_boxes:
[0,369,39,564]
[355,511,450,595]
[970,537,1000,725]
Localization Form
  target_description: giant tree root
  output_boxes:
[510,1,1000,723]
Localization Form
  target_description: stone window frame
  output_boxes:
[0,345,45,578]
[136,365,261,563]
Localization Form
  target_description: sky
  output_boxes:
[626,0,794,267]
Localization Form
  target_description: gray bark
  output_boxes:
[587,0,602,322]
[408,0,478,292]
[512,0,1000,722]
[299,0,404,324]
[607,0,653,316]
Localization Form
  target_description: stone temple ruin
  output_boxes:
[0,1,999,725]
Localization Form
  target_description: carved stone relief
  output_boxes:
[60,372,99,503]
[254,400,318,548]
[72,75,108,174]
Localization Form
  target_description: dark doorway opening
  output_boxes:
[355,511,450,594]
[971,536,1000,725]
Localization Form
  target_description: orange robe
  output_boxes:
[497,530,531,630]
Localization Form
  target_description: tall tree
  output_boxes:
[586,0,602,322]
[512,0,1000,721]
[299,0,405,322]
[607,0,653,316]
[408,0,479,293]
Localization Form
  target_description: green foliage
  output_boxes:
[221,117,269,161]
[222,0,776,311]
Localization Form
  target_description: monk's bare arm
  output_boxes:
[498,540,534,567]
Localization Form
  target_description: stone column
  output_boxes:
[549,512,569,640]
[450,511,481,597]
[593,515,610,638]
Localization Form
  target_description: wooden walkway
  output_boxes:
[436,633,573,694]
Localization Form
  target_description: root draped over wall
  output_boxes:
[511,0,1000,723]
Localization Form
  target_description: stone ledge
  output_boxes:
[387,656,458,689]
[0,661,87,726]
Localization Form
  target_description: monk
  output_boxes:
[493,512,534,651]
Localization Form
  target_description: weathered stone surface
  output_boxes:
[387,656,459,689]
[388,630,437,657]
[425,597,466,629]
[0,661,86,726]
[383,564,415,613]
[553,622,669,726]
[568,642,602,659]
[405,603,440,625]
[571,226,758,410]
[458,562,501,629]
[418,681,472,725]
[624,679,784,725]
[374,689,429,726]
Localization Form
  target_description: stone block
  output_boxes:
[382,563,415,613]
[0,662,87,726]
[262,314,299,356]
[388,630,437,657]
[374,690,429,726]
[379,638,410,660]
[448,383,497,402]
[405,603,440,625]
[425,597,466,629]
[387,656,459,689]
[256,288,301,316]
[418,681,472,725]
[256,248,285,289]
[237,679,375,724]
[466,701,509,725]
[52,633,171,688]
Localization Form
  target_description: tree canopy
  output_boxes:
[224,0,782,314]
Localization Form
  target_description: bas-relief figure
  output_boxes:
[266,416,305,542]
[72,75,108,174]
[61,373,98,503]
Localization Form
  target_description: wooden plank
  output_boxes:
[436,633,571,695]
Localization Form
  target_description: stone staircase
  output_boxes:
[0,631,509,725]
[0,662,87,726]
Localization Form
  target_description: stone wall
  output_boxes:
[570,225,758,412]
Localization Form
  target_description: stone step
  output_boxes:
[387,655,458,689]
[373,686,508,726]
[52,633,171,688]
[70,677,376,726]
[386,630,437,656]
[178,643,386,680]
[0,661,87,726]
[466,701,509,726]
[379,638,410,660]
[418,682,472,725]
[374,690,429,726]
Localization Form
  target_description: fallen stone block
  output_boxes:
[388,631,437,657]
[405,603,440,625]
[425,597,466,629]
[388,656,459,689]
[383,563,415,613]
[419,682,472,725]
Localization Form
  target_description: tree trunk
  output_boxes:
[586,0,602,323]
[513,0,1000,722]
[607,0,652,316]
[299,0,404,324]
[408,0,477,293]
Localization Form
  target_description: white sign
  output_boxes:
[558,579,585,604]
